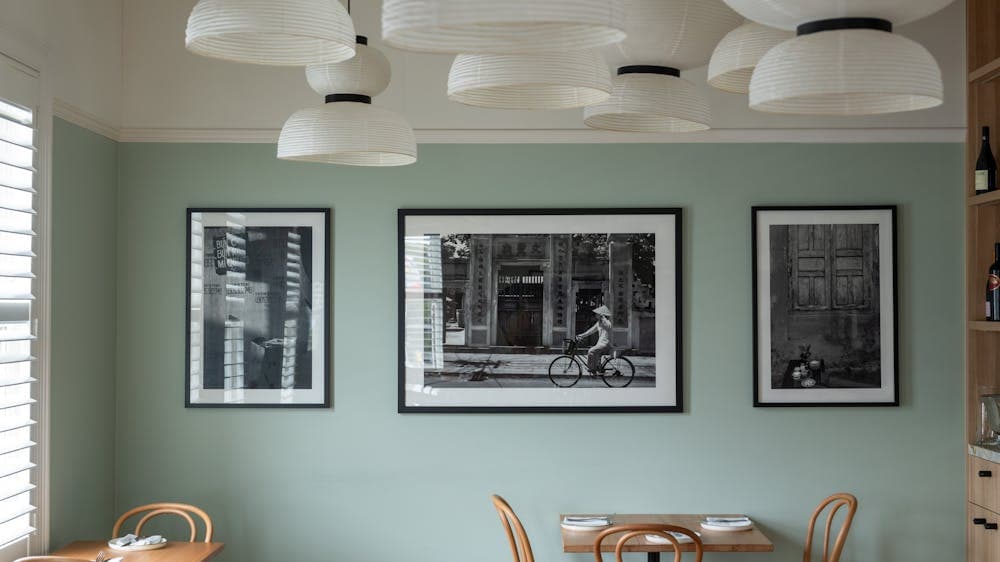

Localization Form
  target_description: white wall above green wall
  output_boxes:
[78,138,963,562]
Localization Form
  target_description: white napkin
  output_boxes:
[109,533,166,547]
[644,531,699,544]
[704,516,751,525]
[561,516,612,531]
[562,516,611,526]
[700,516,754,531]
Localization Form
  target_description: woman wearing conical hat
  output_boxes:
[576,305,613,375]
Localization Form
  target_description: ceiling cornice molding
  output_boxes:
[117,126,965,144]
[52,99,121,141]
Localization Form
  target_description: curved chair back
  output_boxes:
[491,495,535,562]
[803,493,858,562]
[594,524,703,562]
[112,502,214,543]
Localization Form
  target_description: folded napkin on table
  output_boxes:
[562,516,611,526]
[109,533,165,547]
[700,516,754,530]
[704,516,751,524]
[644,531,699,544]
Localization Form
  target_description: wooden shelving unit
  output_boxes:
[967,21,1000,442]
[968,1,1000,560]
[969,321,1000,332]
[968,191,1000,207]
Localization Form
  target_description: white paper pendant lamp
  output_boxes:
[748,19,943,115]
[278,37,417,166]
[447,51,611,110]
[720,0,952,115]
[584,0,738,133]
[584,67,710,132]
[305,39,391,95]
[278,103,416,166]
[381,0,626,54]
[720,0,955,30]
[619,0,743,69]
[708,22,792,94]
[186,0,357,66]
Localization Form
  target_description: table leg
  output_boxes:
[647,553,660,562]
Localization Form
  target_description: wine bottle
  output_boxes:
[976,126,997,194]
[987,242,1000,321]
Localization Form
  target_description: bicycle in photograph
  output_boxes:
[548,338,636,388]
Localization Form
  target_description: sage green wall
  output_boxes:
[115,142,963,562]
[50,118,117,547]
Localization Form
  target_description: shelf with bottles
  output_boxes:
[970,74,999,198]
[973,124,996,186]
[968,209,1000,320]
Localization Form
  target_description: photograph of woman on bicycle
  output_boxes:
[399,209,681,412]
[412,230,657,390]
[578,305,613,374]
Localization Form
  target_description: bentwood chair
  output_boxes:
[594,524,703,562]
[491,495,535,562]
[112,502,214,543]
[802,493,858,562]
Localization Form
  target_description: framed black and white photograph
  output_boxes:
[398,208,681,413]
[186,208,330,407]
[752,206,898,407]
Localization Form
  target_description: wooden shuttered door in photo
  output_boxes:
[0,54,39,552]
[789,224,876,312]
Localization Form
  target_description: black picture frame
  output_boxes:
[751,205,899,407]
[185,207,331,408]
[397,208,683,413]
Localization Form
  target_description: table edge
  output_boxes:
[52,540,226,556]
[564,545,775,553]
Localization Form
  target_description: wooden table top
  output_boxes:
[52,540,225,562]
[560,514,774,553]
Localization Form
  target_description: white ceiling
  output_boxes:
[0,0,123,130]
[119,0,965,140]
[0,0,966,141]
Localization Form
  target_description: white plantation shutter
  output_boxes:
[0,66,39,550]
[403,235,443,370]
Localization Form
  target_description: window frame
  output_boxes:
[0,32,52,560]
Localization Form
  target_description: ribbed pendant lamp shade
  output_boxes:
[278,104,417,166]
[584,72,710,132]
[306,42,391,97]
[720,0,955,30]
[583,0,738,133]
[748,28,943,115]
[720,0,951,115]
[381,0,626,54]
[278,39,417,167]
[620,0,743,69]
[708,22,792,94]
[185,0,357,66]
[447,51,611,110]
